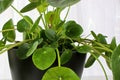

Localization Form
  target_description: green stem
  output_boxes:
[38,12,47,29]
[56,48,61,67]
[0,39,31,54]
[64,6,70,21]
[10,5,32,26]
[90,52,109,80]
[93,41,113,53]
[0,29,16,33]
[91,46,110,63]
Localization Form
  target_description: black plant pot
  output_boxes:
[8,48,86,80]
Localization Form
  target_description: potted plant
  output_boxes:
[0,0,120,80]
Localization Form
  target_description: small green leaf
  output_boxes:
[85,52,100,68]
[2,19,15,42]
[97,34,107,44]
[64,21,83,38]
[37,1,48,13]
[42,67,80,80]
[26,40,39,57]
[30,15,41,32]
[0,0,14,13]
[47,0,80,8]
[32,47,56,70]
[0,40,5,50]
[91,31,98,40]
[17,43,31,59]
[112,44,120,80]
[76,45,91,53]
[0,41,5,47]
[45,29,57,41]
[61,49,72,65]
[110,37,117,50]
[17,16,32,32]
[20,1,41,13]
[85,55,96,68]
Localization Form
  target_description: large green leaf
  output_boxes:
[64,21,83,38]
[32,47,56,70]
[2,19,15,42]
[0,0,13,13]
[111,44,120,80]
[42,67,80,80]
[47,0,80,8]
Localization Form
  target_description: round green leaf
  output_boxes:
[32,47,56,70]
[17,16,32,32]
[47,0,80,8]
[42,67,80,80]
[64,21,83,38]
[2,19,15,42]
[0,0,13,13]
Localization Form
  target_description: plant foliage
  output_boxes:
[0,0,119,80]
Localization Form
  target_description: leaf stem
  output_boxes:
[64,6,70,21]
[0,39,32,54]
[93,41,113,53]
[91,46,110,63]
[90,52,109,80]
[10,5,32,26]
[56,48,61,67]
[0,29,16,33]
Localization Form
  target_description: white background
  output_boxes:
[0,0,120,80]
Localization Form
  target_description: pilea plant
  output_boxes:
[0,0,120,80]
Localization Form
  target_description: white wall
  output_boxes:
[0,0,120,79]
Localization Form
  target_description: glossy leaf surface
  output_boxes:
[32,47,56,70]
[42,67,80,80]
[17,16,32,32]
[64,21,83,38]
[2,19,15,42]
